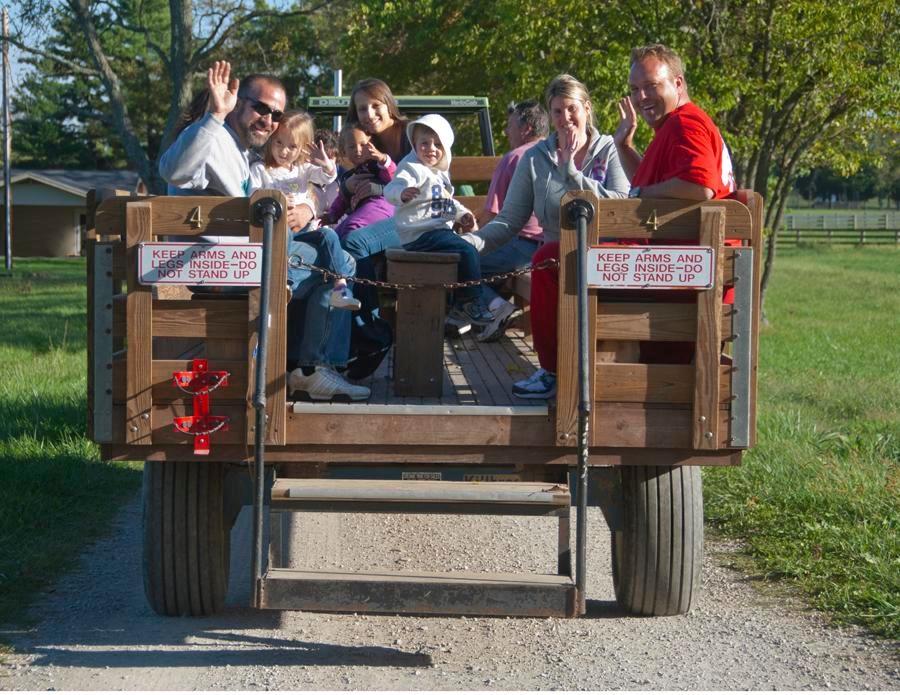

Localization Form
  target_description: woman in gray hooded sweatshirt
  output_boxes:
[465,74,631,399]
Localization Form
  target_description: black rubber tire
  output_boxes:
[142,461,230,616]
[612,465,703,616]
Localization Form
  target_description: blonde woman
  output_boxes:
[467,74,631,399]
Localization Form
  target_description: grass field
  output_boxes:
[0,259,141,629]
[0,249,896,639]
[704,246,899,639]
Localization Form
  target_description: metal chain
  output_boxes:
[287,256,559,290]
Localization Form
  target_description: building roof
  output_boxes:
[4,169,141,197]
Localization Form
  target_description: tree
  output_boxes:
[339,0,898,315]
[10,0,339,192]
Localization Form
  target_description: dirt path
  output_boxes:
[1,493,897,691]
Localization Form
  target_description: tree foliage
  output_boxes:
[10,0,340,191]
[338,0,899,306]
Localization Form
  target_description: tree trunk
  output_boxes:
[69,0,162,192]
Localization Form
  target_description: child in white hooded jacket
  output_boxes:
[384,114,491,325]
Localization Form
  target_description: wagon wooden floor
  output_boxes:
[290,329,541,408]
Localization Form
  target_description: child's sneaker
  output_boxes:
[449,298,492,326]
[444,314,472,337]
[478,300,523,342]
[512,368,557,399]
[330,287,361,311]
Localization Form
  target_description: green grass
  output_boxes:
[0,259,141,630]
[704,246,900,639]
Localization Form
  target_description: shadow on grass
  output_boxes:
[0,451,141,628]
[0,389,88,443]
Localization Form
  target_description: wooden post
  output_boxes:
[692,206,726,450]
[247,190,288,446]
[125,202,153,443]
[555,191,599,447]
[387,249,459,397]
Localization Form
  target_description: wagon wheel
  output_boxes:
[611,465,703,616]
[142,461,230,616]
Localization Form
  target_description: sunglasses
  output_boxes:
[245,99,284,123]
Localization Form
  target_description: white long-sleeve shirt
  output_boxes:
[249,161,337,217]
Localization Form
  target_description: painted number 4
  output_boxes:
[189,206,203,229]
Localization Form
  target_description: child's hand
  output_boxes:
[457,212,477,232]
[362,141,387,165]
[400,186,420,203]
[307,140,336,177]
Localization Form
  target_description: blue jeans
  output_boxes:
[478,236,541,304]
[286,227,355,368]
[404,227,482,303]
[340,217,403,317]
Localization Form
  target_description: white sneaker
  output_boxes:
[288,366,370,401]
[512,368,557,399]
[477,300,523,342]
[330,287,361,311]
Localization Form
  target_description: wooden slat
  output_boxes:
[693,207,726,449]
[595,363,733,404]
[113,359,247,403]
[596,302,732,342]
[113,401,247,446]
[125,202,154,444]
[103,442,742,467]
[285,412,555,447]
[555,190,599,446]
[592,404,732,449]
[449,156,502,182]
[247,190,288,446]
[593,198,752,239]
[114,298,248,338]
[259,567,576,617]
[96,196,251,239]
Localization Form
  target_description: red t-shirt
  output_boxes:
[632,102,735,199]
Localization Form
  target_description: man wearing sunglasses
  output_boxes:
[159,61,286,209]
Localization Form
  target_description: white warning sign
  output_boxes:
[586,246,714,289]
[137,242,263,286]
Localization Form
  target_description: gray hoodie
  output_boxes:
[468,130,630,254]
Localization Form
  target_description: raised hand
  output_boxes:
[614,97,638,148]
[207,61,239,121]
[557,125,578,165]
[307,140,336,177]
[362,140,387,165]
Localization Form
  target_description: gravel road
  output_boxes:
[1,491,897,691]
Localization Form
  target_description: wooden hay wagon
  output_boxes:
[86,178,762,619]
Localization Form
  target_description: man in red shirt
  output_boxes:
[614,44,735,200]
[613,44,736,364]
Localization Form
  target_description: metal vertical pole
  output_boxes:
[332,69,342,133]
[567,197,595,615]
[2,7,11,272]
[250,196,283,607]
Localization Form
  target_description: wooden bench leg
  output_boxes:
[387,251,459,397]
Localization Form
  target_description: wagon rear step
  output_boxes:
[258,479,577,617]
